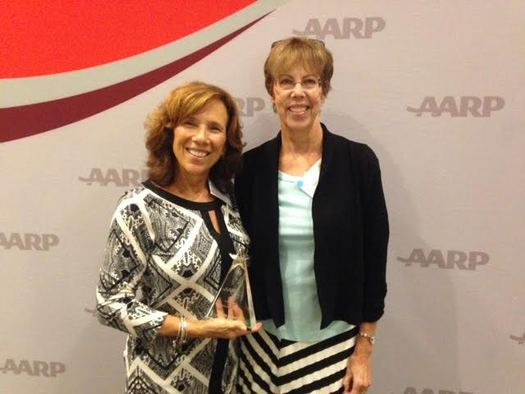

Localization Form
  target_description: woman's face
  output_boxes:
[172,99,228,182]
[271,64,325,133]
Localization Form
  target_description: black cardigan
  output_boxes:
[235,124,389,328]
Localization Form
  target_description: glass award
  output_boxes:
[206,254,256,329]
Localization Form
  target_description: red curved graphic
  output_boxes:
[0,0,255,77]
[0,16,266,143]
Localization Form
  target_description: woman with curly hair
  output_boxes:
[96,81,260,393]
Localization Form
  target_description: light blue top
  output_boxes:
[263,160,354,341]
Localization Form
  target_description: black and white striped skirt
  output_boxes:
[237,326,358,393]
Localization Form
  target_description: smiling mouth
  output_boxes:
[186,148,209,158]
[288,105,309,114]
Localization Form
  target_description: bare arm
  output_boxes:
[159,314,261,340]
[343,321,377,393]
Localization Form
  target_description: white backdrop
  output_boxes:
[1,1,524,393]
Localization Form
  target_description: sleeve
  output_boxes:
[359,145,390,322]
[234,155,252,234]
[95,194,167,343]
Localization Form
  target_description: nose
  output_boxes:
[192,126,208,143]
[291,81,306,96]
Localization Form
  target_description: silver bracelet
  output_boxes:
[173,316,187,346]
[179,316,188,344]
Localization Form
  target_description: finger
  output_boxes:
[250,322,263,333]
[343,371,353,393]
[342,378,349,393]
[233,302,246,323]
[227,296,236,320]
[215,298,225,319]
[349,369,370,393]
[348,376,367,394]
[349,382,366,394]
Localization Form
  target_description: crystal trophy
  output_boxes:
[206,254,256,329]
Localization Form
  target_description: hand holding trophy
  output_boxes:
[206,254,258,330]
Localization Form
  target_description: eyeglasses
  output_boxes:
[275,76,321,91]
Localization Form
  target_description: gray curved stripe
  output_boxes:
[1,0,288,108]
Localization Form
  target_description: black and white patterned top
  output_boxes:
[96,180,249,393]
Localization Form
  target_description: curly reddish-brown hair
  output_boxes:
[144,81,244,193]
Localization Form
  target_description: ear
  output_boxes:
[271,87,280,110]
[271,83,278,102]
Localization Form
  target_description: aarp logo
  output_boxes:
[403,388,473,394]
[235,97,266,117]
[0,232,59,251]
[0,358,66,378]
[397,248,489,271]
[79,168,148,187]
[293,17,385,40]
[407,96,504,117]
[510,332,525,345]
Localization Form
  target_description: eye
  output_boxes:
[278,77,294,89]
[208,123,225,134]
[181,119,197,128]
[303,77,319,89]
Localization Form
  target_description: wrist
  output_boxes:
[186,319,203,339]
[357,331,376,345]
[353,332,375,356]
[353,343,373,359]
[159,315,181,337]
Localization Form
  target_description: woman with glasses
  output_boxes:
[235,37,389,393]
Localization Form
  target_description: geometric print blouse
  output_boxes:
[96,181,250,393]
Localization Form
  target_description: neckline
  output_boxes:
[278,171,301,181]
[143,180,221,211]
[279,158,322,178]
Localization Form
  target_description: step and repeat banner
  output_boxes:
[1,1,524,393]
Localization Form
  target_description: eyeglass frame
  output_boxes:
[273,76,323,92]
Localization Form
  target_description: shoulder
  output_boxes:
[114,185,143,204]
[238,135,280,179]
[112,184,150,215]
[242,136,278,163]
[323,127,379,166]
[347,139,379,165]
[121,184,149,202]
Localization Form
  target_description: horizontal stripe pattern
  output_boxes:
[238,327,358,393]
